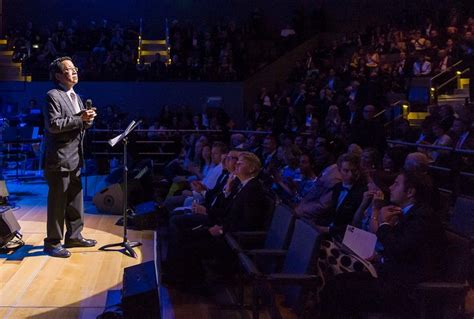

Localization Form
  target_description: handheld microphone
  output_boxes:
[85,99,93,110]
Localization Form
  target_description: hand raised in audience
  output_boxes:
[224,173,238,193]
[192,203,207,215]
[361,190,377,206]
[208,225,223,237]
[191,180,207,193]
[372,191,385,210]
[380,205,402,225]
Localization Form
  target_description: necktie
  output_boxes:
[70,92,80,113]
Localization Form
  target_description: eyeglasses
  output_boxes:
[63,67,78,73]
[226,156,239,161]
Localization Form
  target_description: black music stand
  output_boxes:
[99,120,142,258]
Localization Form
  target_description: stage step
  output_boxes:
[142,39,166,45]
[0,39,31,82]
[139,39,169,63]
[407,112,428,127]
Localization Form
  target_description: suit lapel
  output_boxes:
[57,89,76,115]
[77,94,84,111]
[57,87,83,115]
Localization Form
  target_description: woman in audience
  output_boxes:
[428,121,453,164]
[276,144,302,179]
[188,144,212,180]
[360,147,380,182]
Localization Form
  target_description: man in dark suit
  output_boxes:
[163,152,268,286]
[166,150,240,257]
[320,171,447,318]
[352,104,387,153]
[42,56,97,258]
[313,153,367,237]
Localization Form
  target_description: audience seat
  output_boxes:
[237,219,321,319]
[415,229,470,319]
[449,195,474,238]
[225,203,295,273]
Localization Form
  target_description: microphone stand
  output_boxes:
[99,120,142,258]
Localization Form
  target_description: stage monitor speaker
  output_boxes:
[122,261,159,319]
[93,183,123,215]
[0,208,21,247]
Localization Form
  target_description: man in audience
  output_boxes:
[313,153,367,237]
[259,135,279,170]
[164,142,227,212]
[166,149,240,263]
[163,152,268,288]
[320,170,447,318]
[352,104,386,152]
[404,152,430,173]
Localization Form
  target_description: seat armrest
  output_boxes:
[238,252,262,277]
[224,233,242,252]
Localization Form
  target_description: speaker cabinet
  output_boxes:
[93,183,124,215]
[122,261,159,319]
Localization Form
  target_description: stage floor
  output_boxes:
[0,178,154,319]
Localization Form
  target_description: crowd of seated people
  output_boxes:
[6,8,312,81]
[152,117,461,316]
[4,9,474,317]
[7,19,139,80]
[138,8,474,316]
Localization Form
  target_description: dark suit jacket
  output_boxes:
[222,177,268,233]
[203,170,229,208]
[376,204,447,288]
[325,181,367,234]
[43,86,91,171]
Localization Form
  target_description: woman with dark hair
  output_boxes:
[428,121,453,164]
[382,147,407,174]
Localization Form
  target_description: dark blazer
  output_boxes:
[376,204,447,288]
[43,86,91,171]
[222,177,268,233]
[203,170,229,208]
[323,180,366,237]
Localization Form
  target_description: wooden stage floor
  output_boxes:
[0,178,154,319]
